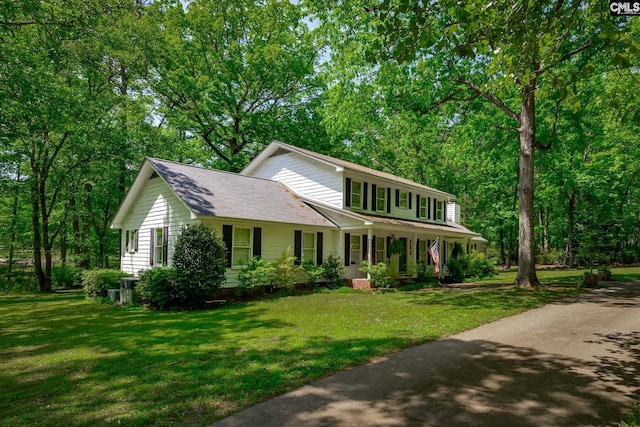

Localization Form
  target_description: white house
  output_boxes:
[111,141,484,286]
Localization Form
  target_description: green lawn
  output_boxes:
[476,265,640,285]
[0,271,631,426]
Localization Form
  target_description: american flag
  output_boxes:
[429,239,440,275]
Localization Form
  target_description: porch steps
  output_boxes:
[349,278,373,290]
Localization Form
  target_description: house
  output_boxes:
[111,141,484,286]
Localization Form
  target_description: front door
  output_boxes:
[399,238,407,273]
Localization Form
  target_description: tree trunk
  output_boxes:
[7,191,19,282]
[567,190,576,268]
[515,83,540,288]
[31,179,47,291]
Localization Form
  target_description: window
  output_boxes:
[150,227,168,266]
[302,232,315,264]
[376,186,386,212]
[437,201,444,221]
[232,227,252,267]
[350,234,361,265]
[125,229,138,253]
[375,236,386,264]
[420,197,427,218]
[351,181,362,209]
[419,239,428,263]
[399,191,408,209]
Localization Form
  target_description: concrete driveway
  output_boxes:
[212,281,640,426]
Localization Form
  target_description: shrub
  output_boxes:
[322,254,344,288]
[536,249,565,265]
[82,269,129,299]
[237,257,274,296]
[52,264,83,289]
[172,224,227,309]
[136,267,177,310]
[446,256,468,283]
[415,262,436,283]
[271,247,300,290]
[302,260,324,287]
[468,251,497,280]
[359,260,391,288]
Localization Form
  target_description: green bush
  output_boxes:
[302,260,324,287]
[359,260,391,288]
[137,267,177,310]
[172,224,227,309]
[468,251,497,279]
[321,254,344,288]
[619,394,640,427]
[82,269,129,299]
[237,257,274,296]
[415,262,436,283]
[52,264,83,289]
[271,247,300,290]
[536,249,565,265]
[446,256,468,283]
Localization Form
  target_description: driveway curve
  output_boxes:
[213,280,640,426]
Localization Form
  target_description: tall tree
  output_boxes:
[142,0,321,171]
[317,0,631,286]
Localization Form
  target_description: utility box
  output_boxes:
[120,277,139,305]
[107,289,120,302]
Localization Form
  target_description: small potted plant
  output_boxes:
[597,266,612,281]
[581,270,599,287]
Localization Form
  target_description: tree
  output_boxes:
[318,0,632,286]
[142,0,321,171]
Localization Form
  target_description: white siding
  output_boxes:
[201,218,335,287]
[120,177,197,275]
[248,152,343,208]
[344,171,449,225]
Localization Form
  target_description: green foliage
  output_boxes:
[302,260,325,287]
[536,249,565,266]
[237,257,275,296]
[619,394,640,427]
[414,262,438,285]
[359,260,391,288]
[82,269,129,299]
[321,254,344,288]
[172,224,227,309]
[446,257,469,283]
[468,252,497,280]
[136,267,178,310]
[271,247,300,290]
[51,265,83,289]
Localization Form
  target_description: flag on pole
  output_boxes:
[429,239,440,275]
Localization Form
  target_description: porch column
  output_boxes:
[438,235,443,278]
[367,228,373,263]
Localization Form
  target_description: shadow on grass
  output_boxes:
[0,292,410,426]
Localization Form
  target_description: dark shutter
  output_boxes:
[386,236,392,259]
[363,182,368,210]
[427,240,431,265]
[125,230,130,252]
[416,239,420,262]
[433,198,437,220]
[253,227,262,258]
[395,189,400,207]
[362,235,368,261]
[149,228,154,265]
[222,225,233,268]
[162,226,169,266]
[345,178,352,207]
[344,233,351,266]
[409,192,412,209]
[371,236,377,263]
[371,184,377,210]
[428,197,432,219]
[416,195,421,218]
[387,188,391,213]
[316,232,323,265]
[294,230,302,265]
[444,202,448,222]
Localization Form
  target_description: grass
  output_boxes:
[475,265,640,285]
[0,283,585,426]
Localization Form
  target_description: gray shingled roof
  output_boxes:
[147,158,336,227]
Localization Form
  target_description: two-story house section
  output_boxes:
[242,141,482,278]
